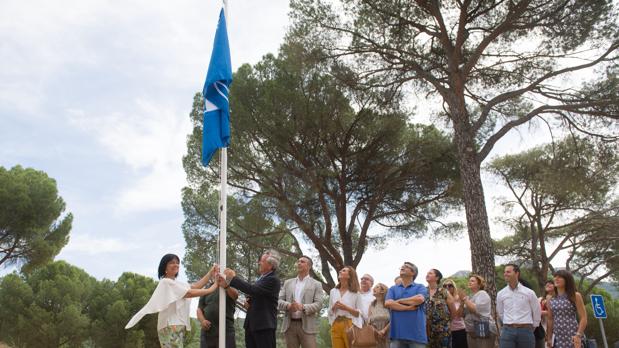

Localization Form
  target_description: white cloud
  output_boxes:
[356,237,472,286]
[0,0,290,112]
[67,99,191,213]
[0,0,291,281]
[1,0,290,215]
[63,234,138,255]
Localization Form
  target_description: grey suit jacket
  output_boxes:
[278,276,325,334]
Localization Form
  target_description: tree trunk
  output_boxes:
[452,115,497,303]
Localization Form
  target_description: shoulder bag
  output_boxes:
[533,325,545,340]
[346,323,377,347]
[473,317,491,338]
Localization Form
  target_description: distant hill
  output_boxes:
[597,281,619,298]
[450,270,471,278]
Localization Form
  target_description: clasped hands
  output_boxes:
[214,268,237,287]
[288,302,303,312]
[332,300,352,312]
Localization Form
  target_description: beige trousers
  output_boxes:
[284,320,317,348]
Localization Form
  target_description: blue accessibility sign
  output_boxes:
[590,294,607,319]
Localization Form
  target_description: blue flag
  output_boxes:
[202,8,232,166]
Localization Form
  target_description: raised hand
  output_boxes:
[457,289,467,301]
[217,275,228,287]
[224,268,236,280]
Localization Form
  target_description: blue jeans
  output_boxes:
[499,326,535,348]
[390,340,427,348]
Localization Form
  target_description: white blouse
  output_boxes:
[328,288,363,328]
[125,278,192,331]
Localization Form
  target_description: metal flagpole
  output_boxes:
[218,147,227,348]
[218,2,229,347]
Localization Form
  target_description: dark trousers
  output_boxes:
[451,329,468,348]
[245,329,276,348]
[200,330,236,348]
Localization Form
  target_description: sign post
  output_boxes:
[590,294,608,348]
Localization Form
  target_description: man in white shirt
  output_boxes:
[359,273,375,322]
[278,256,325,348]
[497,263,541,348]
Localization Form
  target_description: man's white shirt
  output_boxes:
[359,290,375,322]
[291,275,309,319]
[497,282,541,327]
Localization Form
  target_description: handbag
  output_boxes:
[473,318,490,338]
[581,334,589,348]
[533,325,545,340]
[346,323,377,347]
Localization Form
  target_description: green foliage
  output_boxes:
[89,272,159,348]
[317,316,333,348]
[290,0,619,299]
[585,296,619,344]
[183,41,460,288]
[0,261,94,347]
[494,264,541,295]
[290,0,619,138]
[182,185,299,283]
[0,262,161,348]
[447,265,541,296]
[0,165,72,271]
[234,319,245,348]
[488,137,619,292]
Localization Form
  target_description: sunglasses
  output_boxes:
[443,284,454,288]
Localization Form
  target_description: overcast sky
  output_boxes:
[0,1,560,289]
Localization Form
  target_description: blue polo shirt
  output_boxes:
[386,282,428,343]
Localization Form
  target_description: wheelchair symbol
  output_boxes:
[594,301,604,316]
[590,295,607,319]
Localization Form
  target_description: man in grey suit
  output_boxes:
[278,255,325,348]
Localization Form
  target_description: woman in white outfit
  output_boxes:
[126,254,219,348]
[328,266,363,348]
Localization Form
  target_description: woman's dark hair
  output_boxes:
[430,268,443,283]
[544,280,556,297]
[158,254,180,279]
[553,270,577,304]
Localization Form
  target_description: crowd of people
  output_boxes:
[125,251,589,348]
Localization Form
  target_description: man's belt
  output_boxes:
[504,323,533,328]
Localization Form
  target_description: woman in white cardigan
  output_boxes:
[126,254,218,347]
[328,266,363,348]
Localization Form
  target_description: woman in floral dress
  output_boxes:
[546,270,587,348]
[425,269,456,348]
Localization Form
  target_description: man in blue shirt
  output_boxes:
[385,262,428,348]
